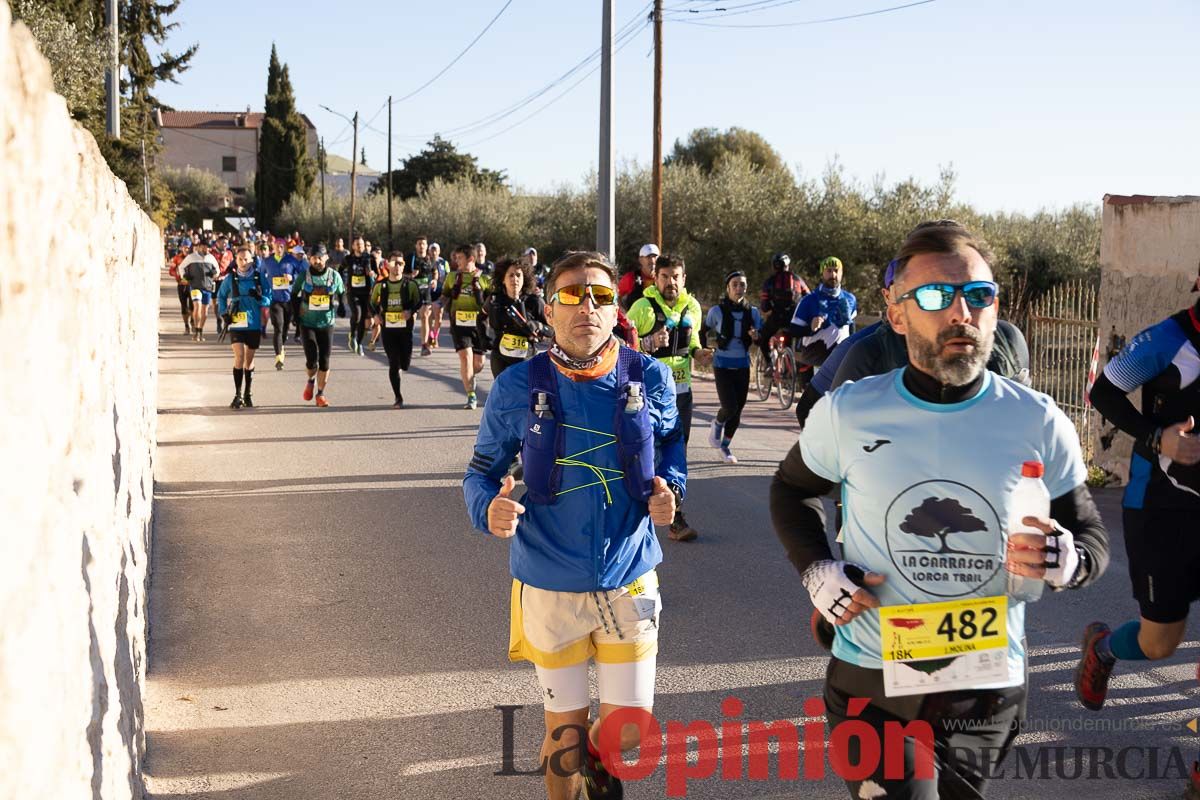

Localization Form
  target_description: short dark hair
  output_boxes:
[351,232,364,241]
[388,250,405,262]
[545,251,618,298]
[454,244,474,259]
[893,220,994,288]
[654,254,685,274]
[415,235,428,243]
[495,257,534,294]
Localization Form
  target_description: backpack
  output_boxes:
[522,349,656,505]
[716,299,754,350]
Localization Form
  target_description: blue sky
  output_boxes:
[156,0,1199,213]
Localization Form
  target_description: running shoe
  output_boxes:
[707,419,723,449]
[229,395,243,410]
[392,395,404,409]
[1075,621,1115,711]
[242,393,253,408]
[581,750,623,800]
[720,444,738,464]
[464,395,478,410]
[302,381,315,402]
[368,338,377,352]
[668,513,699,542]
[315,395,330,408]
[347,332,355,350]
[275,354,284,371]
[421,344,432,357]
[359,344,367,357]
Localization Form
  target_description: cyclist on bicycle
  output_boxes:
[790,256,857,370]
[759,252,810,360]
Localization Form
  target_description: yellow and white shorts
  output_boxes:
[509,570,661,712]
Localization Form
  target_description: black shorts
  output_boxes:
[229,330,263,349]
[1122,507,1200,623]
[451,324,486,352]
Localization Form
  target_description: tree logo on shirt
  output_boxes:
[885,480,1003,598]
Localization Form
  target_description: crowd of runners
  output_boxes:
[165,219,1200,800]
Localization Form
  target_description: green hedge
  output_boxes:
[277,159,1099,312]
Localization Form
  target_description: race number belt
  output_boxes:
[456,310,479,326]
[499,333,529,358]
[385,311,405,324]
[879,595,1009,697]
[308,294,331,311]
[190,289,202,301]
[229,311,249,329]
[351,275,367,288]
[272,276,290,290]
[671,364,691,392]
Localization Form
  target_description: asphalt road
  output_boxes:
[145,278,1200,799]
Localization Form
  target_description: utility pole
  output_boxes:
[348,110,359,244]
[105,0,119,138]
[596,0,615,259]
[651,0,664,250]
[319,136,327,236]
[387,96,394,252]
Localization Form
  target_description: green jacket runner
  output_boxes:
[627,286,703,390]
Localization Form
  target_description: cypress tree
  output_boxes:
[257,46,313,230]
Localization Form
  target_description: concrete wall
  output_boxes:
[1094,194,1200,480]
[0,4,161,799]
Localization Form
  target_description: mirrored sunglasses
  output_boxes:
[897,281,999,312]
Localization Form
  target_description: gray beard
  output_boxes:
[907,323,994,386]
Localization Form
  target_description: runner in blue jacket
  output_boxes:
[463,251,685,800]
[216,245,272,408]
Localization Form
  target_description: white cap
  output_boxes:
[522,247,537,256]
[639,243,660,258]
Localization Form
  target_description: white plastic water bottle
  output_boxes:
[1007,461,1050,602]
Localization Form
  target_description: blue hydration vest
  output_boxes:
[522,348,656,505]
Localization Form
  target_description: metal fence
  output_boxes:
[1025,281,1101,460]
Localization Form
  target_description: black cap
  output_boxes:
[312,244,328,257]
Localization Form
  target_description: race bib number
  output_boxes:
[456,310,478,326]
[499,333,529,359]
[272,276,290,290]
[385,311,405,325]
[308,294,331,311]
[880,596,1009,697]
[672,364,691,392]
[229,311,249,329]
[352,275,367,288]
[190,289,202,301]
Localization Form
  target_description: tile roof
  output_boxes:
[160,111,315,130]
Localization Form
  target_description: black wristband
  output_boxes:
[1063,546,1091,591]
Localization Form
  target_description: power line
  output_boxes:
[360,2,652,149]
[392,0,517,105]
[671,0,937,28]
[461,20,651,149]
[664,0,794,14]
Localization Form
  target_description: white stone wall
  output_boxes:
[0,4,160,799]
[1095,194,1200,480]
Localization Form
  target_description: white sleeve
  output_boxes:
[798,392,843,483]
[1042,402,1089,498]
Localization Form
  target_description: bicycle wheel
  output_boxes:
[777,347,797,410]
[753,348,771,401]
